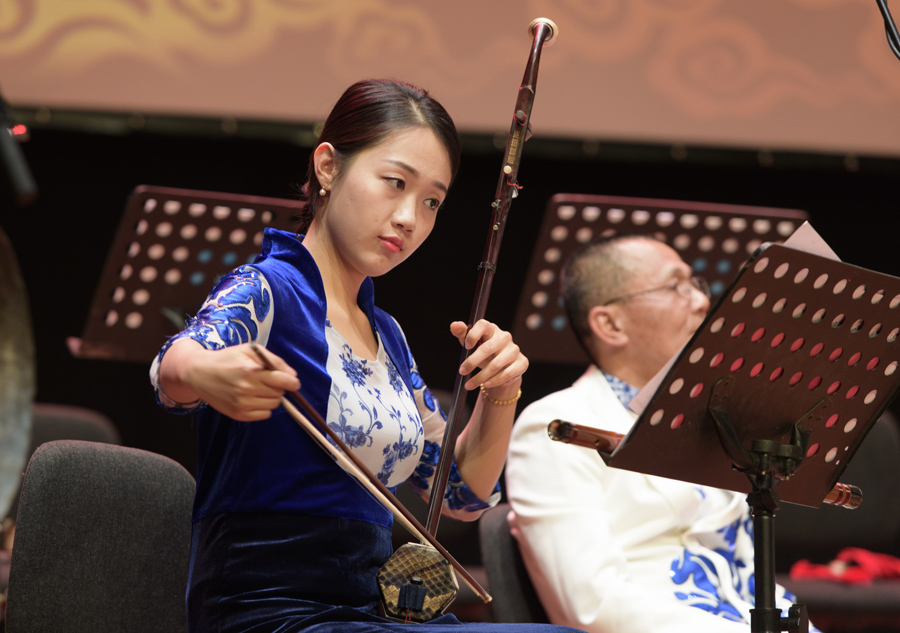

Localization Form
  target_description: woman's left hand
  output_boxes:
[450,319,528,391]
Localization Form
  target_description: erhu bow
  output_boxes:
[249,343,484,621]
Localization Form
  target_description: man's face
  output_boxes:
[613,239,710,383]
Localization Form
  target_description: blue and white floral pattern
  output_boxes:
[322,321,499,508]
[325,325,424,488]
[669,494,817,629]
[151,264,497,513]
[410,440,493,512]
[670,518,748,623]
[150,265,272,412]
[325,329,425,487]
[671,548,746,621]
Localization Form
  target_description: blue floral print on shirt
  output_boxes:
[154,264,498,512]
[670,550,745,622]
[326,334,423,486]
[410,440,495,512]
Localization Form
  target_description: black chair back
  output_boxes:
[5,403,122,523]
[478,503,549,624]
[6,440,194,633]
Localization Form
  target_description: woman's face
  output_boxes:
[318,126,453,280]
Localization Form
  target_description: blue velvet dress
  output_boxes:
[152,229,578,633]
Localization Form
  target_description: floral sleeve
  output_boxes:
[395,322,501,518]
[149,265,273,413]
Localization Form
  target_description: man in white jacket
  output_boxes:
[506,235,804,632]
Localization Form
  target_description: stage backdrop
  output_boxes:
[2,0,900,157]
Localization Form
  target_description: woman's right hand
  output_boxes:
[159,339,300,421]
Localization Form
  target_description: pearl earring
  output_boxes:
[319,187,328,197]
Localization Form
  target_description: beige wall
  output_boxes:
[2,0,900,156]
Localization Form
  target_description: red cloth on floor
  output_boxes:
[790,547,900,584]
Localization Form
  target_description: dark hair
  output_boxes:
[295,79,461,233]
[560,234,656,354]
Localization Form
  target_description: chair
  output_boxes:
[478,502,549,624]
[28,403,122,445]
[0,403,123,620]
[774,413,900,632]
[5,440,195,633]
[4,403,122,524]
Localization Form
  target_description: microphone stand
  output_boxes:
[0,85,37,518]
[0,87,37,207]
[876,0,900,60]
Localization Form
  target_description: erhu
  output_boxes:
[381,17,559,621]
[257,17,559,624]
[423,17,558,540]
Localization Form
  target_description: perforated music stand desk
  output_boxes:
[69,185,300,363]
[513,194,809,365]
[609,242,900,508]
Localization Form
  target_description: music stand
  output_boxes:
[609,239,900,632]
[69,185,300,363]
[512,194,809,365]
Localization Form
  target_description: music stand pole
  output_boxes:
[707,381,813,633]
[746,476,809,633]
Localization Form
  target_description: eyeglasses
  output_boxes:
[603,275,710,306]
